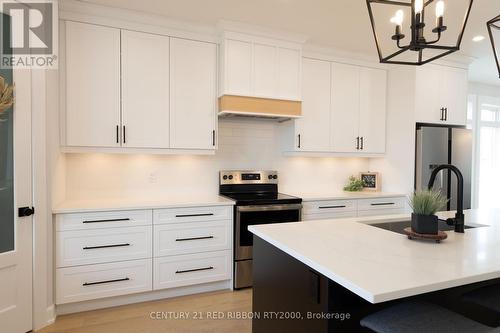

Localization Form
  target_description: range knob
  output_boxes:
[223,175,228,180]
[268,175,273,180]
[228,175,234,180]
[273,175,278,180]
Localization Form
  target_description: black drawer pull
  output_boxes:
[319,205,346,209]
[175,266,214,274]
[83,277,130,286]
[175,213,214,218]
[83,243,131,250]
[176,236,214,242]
[83,218,131,224]
[371,202,396,206]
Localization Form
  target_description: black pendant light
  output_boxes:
[487,15,500,78]
[366,0,474,65]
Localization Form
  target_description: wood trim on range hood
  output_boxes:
[218,95,302,119]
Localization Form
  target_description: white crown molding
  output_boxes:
[59,0,218,42]
[217,20,308,44]
[303,43,388,70]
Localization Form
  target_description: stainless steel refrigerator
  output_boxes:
[415,126,472,210]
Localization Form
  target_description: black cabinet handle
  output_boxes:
[176,236,214,242]
[356,137,360,150]
[18,206,35,217]
[83,277,130,286]
[444,108,448,121]
[360,137,364,150]
[371,202,396,206]
[116,125,119,143]
[212,130,216,146]
[319,205,346,209]
[83,243,130,250]
[175,266,214,274]
[123,126,126,144]
[175,213,214,218]
[298,134,301,148]
[83,218,131,224]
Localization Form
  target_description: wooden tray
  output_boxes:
[404,227,448,243]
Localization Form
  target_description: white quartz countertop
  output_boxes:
[289,191,407,202]
[53,195,235,214]
[249,209,500,304]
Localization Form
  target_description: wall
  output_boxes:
[468,82,500,98]
[62,119,371,200]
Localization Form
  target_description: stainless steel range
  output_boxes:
[219,170,302,289]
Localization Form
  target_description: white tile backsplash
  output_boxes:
[64,119,370,200]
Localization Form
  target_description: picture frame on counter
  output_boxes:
[360,172,380,192]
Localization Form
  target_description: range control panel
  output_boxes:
[219,170,278,185]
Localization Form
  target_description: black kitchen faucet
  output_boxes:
[428,164,465,233]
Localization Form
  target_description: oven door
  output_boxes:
[235,204,302,261]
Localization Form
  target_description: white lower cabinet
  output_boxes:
[56,259,152,304]
[301,196,407,221]
[154,251,231,290]
[56,226,152,268]
[55,205,233,306]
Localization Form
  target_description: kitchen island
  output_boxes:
[249,209,500,332]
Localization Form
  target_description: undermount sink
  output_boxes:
[368,220,481,235]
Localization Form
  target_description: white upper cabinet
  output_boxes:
[169,38,217,150]
[358,67,387,153]
[121,30,170,149]
[295,58,331,152]
[283,58,387,155]
[65,21,121,147]
[331,63,361,153]
[415,64,468,126]
[224,39,253,96]
[221,32,302,101]
[63,21,218,153]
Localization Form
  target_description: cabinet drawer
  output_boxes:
[154,206,232,225]
[154,221,231,257]
[154,251,231,290]
[56,210,152,231]
[56,259,152,304]
[56,226,152,268]
[357,197,406,211]
[302,200,357,215]
[302,211,357,221]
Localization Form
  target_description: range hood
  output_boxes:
[218,95,302,121]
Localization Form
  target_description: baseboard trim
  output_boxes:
[56,280,231,315]
[46,305,56,325]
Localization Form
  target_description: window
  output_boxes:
[469,95,500,209]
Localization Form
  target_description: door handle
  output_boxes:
[360,137,364,150]
[356,137,360,150]
[83,243,131,250]
[116,125,119,144]
[298,134,301,148]
[176,236,214,242]
[18,206,35,217]
[212,130,216,146]
[83,277,130,286]
[175,213,214,218]
[123,126,126,144]
[444,108,448,121]
[175,266,214,274]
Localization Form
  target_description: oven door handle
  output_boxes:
[236,204,303,212]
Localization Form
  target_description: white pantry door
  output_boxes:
[0,67,33,331]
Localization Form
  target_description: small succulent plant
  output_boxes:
[409,190,448,216]
[0,76,14,114]
[343,175,364,192]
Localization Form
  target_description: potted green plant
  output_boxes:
[409,190,448,234]
[343,176,364,192]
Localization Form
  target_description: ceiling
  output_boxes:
[79,0,500,86]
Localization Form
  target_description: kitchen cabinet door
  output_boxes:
[224,39,252,96]
[415,64,442,124]
[253,43,277,98]
[331,63,360,152]
[169,38,217,150]
[65,22,120,147]
[359,67,387,153]
[440,67,467,126]
[277,48,301,100]
[295,58,331,151]
[121,30,170,148]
